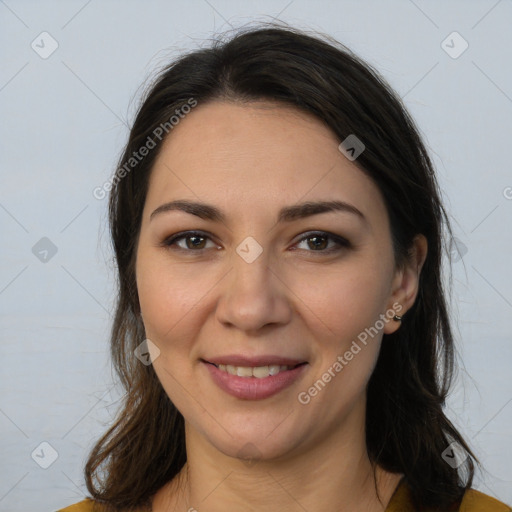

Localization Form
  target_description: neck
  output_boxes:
[153,402,402,511]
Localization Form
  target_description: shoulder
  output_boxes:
[56,498,100,512]
[386,480,511,512]
[459,488,511,511]
[55,498,150,512]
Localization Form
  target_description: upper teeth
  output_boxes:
[218,364,292,378]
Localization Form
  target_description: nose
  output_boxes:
[214,244,292,333]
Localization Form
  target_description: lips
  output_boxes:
[201,355,308,400]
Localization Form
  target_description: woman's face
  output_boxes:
[136,100,418,462]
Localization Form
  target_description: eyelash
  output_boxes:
[161,230,351,255]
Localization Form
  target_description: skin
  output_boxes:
[135,100,428,511]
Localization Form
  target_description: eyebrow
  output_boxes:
[149,199,368,225]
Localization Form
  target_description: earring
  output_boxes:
[393,314,402,322]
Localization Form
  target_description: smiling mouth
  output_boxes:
[202,359,308,400]
[204,361,307,379]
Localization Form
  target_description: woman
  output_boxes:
[58,24,510,512]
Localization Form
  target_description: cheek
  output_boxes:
[301,258,391,343]
[136,253,211,344]
[295,266,388,416]
[295,258,392,405]
[136,256,206,412]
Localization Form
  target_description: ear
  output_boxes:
[383,234,428,335]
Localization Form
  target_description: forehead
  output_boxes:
[144,100,388,230]
[156,100,338,171]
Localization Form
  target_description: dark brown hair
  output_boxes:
[84,22,476,511]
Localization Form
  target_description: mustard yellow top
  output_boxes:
[56,480,511,512]
[386,480,511,512]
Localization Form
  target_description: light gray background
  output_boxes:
[0,1,511,510]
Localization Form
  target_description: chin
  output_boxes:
[194,410,306,464]
[216,434,299,464]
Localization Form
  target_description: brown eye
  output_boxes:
[162,231,217,252]
[295,231,350,254]
[184,234,207,249]
[306,235,328,250]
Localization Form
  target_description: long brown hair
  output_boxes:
[85,22,476,511]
